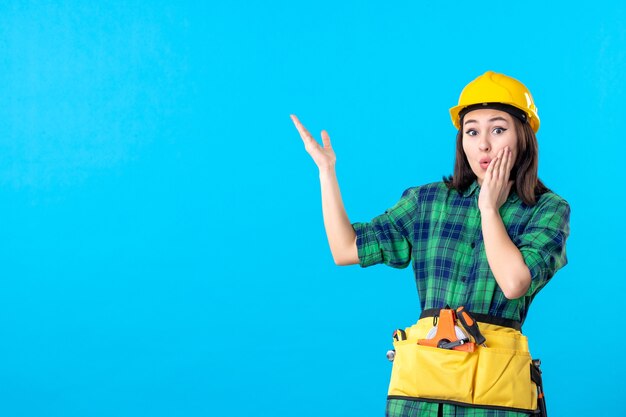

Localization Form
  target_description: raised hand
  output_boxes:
[478,146,514,213]
[290,114,336,172]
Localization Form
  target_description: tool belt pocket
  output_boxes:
[389,331,537,412]
[390,341,477,403]
[474,346,536,410]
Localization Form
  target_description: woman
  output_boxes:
[291,71,570,417]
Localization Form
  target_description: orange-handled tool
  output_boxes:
[456,306,486,346]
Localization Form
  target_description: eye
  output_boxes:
[492,127,508,135]
[465,129,478,136]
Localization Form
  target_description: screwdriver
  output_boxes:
[456,306,487,346]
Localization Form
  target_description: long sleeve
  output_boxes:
[514,194,571,296]
[351,187,419,269]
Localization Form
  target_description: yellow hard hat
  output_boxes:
[450,71,540,133]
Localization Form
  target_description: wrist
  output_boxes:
[318,165,337,178]
[480,207,500,218]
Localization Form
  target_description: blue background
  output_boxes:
[0,1,624,416]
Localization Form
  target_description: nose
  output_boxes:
[478,134,491,152]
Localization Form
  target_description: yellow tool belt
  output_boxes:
[388,316,538,412]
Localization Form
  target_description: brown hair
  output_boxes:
[443,116,549,206]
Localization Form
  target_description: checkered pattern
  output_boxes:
[386,399,531,417]
[353,181,570,417]
[352,181,570,323]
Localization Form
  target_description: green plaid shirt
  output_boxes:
[353,181,569,323]
[352,181,570,417]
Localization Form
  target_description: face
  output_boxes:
[461,109,518,185]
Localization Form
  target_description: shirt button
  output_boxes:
[461,277,466,282]
[470,242,476,249]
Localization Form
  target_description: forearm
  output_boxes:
[319,167,359,265]
[481,209,531,299]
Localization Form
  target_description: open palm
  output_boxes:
[291,114,336,171]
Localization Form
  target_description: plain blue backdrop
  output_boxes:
[0,1,624,416]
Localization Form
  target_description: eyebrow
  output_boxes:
[464,116,510,126]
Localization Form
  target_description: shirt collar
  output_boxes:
[462,180,480,197]
[461,180,521,203]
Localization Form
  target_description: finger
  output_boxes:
[497,149,508,180]
[485,155,497,182]
[501,147,513,179]
[483,156,498,185]
[502,147,512,181]
[290,114,315,142]
[290,114,302,130]
[321,130,331,148]
[506,180,513,194]
[491,154,502,179]
[292,116,312,139]
[497,148,509,179]
[502,179,513,201]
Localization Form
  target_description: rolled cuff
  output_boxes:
[521,247,567,296]
[352,222,383,268]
